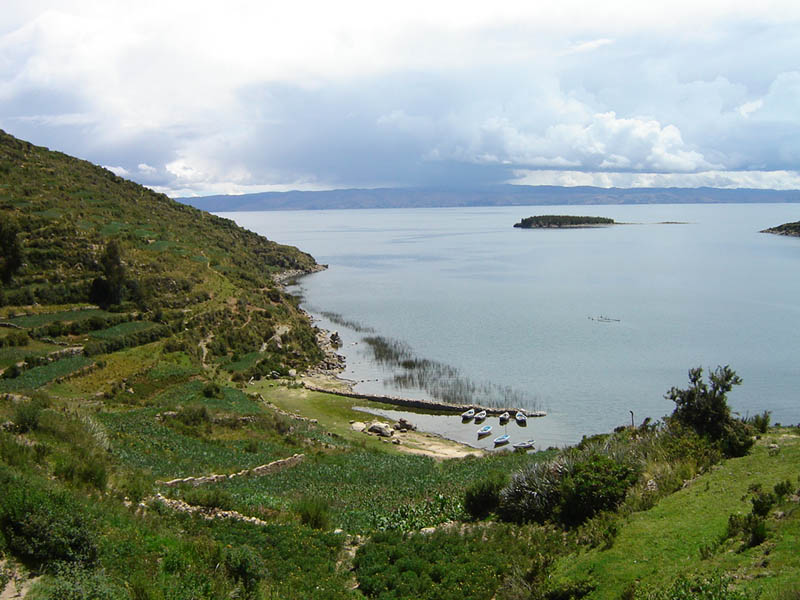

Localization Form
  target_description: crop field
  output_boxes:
[0,355,93,392]
[90,321,160,340]
[190,449,554,533]
[98,408,295,478]
[5,308,113,328]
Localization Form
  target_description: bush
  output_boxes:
[13,397,46,433]
[464,472,508,520]
[774,479,793,499]
[53,453,108,491]
[746,410,771,433]
[223,544,265,596]
[295,495,330,530]
[750,489,776,517]
[635,573,749,600]
[498,460,563,524]
[176,404,211,426]
[558,454,639,525]
[38,563,125,600]
[0,470,98,568]
[666,366,754,457]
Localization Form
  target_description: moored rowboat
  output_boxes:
[513,439,535,450]
[477,425,492,437]
[461,408,475,420]
[493,433,510,445]
[475,410,487,421]
[515,411,527,425]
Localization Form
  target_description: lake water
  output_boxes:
[221,204,800,448]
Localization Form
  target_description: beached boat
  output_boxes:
[477,424,492,437]
[515,411,527,425]
[512,439,535,450]
[461,408,475,420]
[493,433,510,445]
[498,411,510,423]
[474,410,487,421]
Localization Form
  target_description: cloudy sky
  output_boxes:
[2,1,800,196]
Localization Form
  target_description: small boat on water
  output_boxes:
[498,412,510,423]
[513,439,535,450]
[474,410,487,422]
[493,433,510,445]
[477,425,492,437]
[461,408,475,420]
[515,411,527,425]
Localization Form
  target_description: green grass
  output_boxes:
[0,355,93,392]
[552,431,800,599]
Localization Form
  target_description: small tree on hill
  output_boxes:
[666,366,754,457]
[90,239,126,308]
[0,217,23,285]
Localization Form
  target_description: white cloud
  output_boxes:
[511,169,800,190]
[1,1,800,193]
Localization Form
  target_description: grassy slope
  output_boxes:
[553,431,800,598]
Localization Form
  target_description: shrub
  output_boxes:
[746,410,771,433]
[54,453,108,491]
[0,470,98,568]
[223,544,265,596]
[13,398,45,433]
[774,479,793,499]
[295,495,330,530]
[38,563,125,600]
[666,366,754,457]
[176,404,211,426]
[558,454,639,525]
[635,573,749,600]
[464,472,508,520]
[498,460,563,524]
[750,489,776,517]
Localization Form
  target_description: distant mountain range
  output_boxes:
[177,185,800,212]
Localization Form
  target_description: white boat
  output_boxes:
[461,408,475,420]
[474,410,487,421]
[477,424,492,437]
[515,411,527,425]
[498,412,510,423]
[513,439,535,450]
[493,433,510,445]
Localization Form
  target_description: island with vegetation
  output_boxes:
[514,215,615,228]
[761,220,800,237]
[0,131,798,599]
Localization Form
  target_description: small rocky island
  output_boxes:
[761,221,800,237]
[513,215,615,228]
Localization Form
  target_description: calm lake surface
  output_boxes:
[221,204,800,448]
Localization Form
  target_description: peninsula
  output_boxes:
[514,214,615,228]
[761,220,800,237]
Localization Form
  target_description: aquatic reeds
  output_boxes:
[361,335,539,410]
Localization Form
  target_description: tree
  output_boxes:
[666,366,753,457]
[0,217,23,284]
[89,239,126,307]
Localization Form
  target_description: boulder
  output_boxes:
[367,421,394,437]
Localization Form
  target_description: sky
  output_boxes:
[1,1,800,197]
